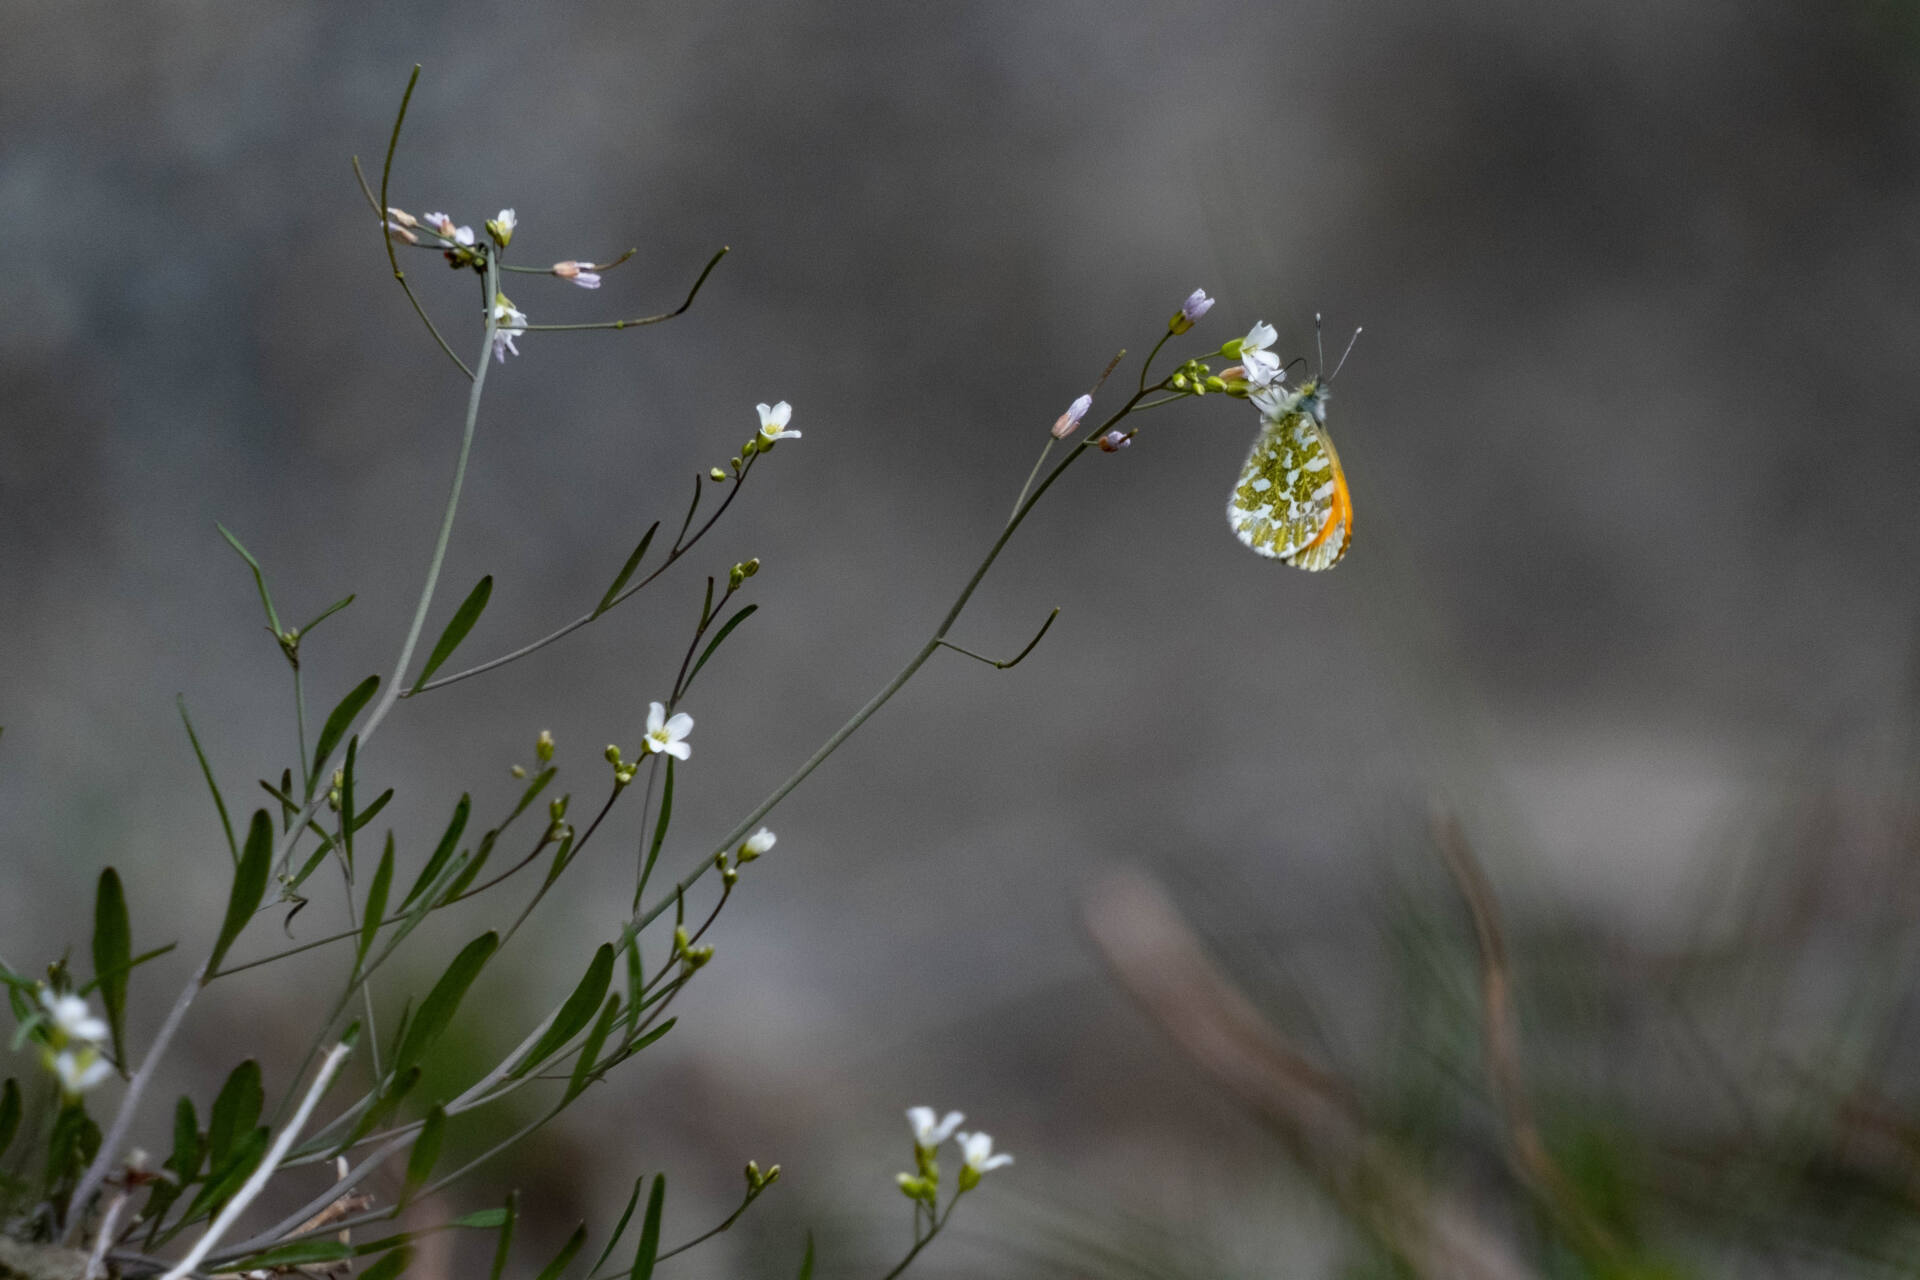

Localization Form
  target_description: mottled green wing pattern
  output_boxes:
[1225,410,1353,570]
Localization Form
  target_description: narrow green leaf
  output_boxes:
[630,1175,665,1280]
[359,1245,413,1280]
[352,788,395,833]
[533,1223,587,1280]
[185,1125,267,1221]
[595,523,660,617]
[697,576,715,630]
[400,1105,445,1208]
[236,1241,355,1269]
[209,813,272,973]
[216,523,284,635]
[310,675,379,797]
[565,995,621,1103]
[339,1066,419,1152]
[795,1231,814,1280]
[621,927,643,1022]
[457,1204,511,1232]
[439,836,493,904]
[178,697,238,864]
[622,1018,675,1061]
[91,868,132,1066]
[411,575,493,693]
[512,945,613,1078]
[589,1176,646,1277]
[506,767,558,822]
[634,759,674,910]
[358,836,395,968]
[340,736,360,868]
[392,932,498,1076]
[168,1095,203,1181]
[207,1059,263,1172]
[296,593,356,637]
[401,796,470,911]
[275,768,297,831]
[0,1079,18,1159]
[686,604,757,692]
[78,942,178,997]
[486,1191,519,1280]
[289,840,334,894]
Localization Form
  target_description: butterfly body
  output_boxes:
[1225,378,1352,571]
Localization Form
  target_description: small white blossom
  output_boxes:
[487,208,517,248]
[955,1130,1013,1185]
[1236,320,1282,388]
[552,261,603,289]
[907,1106,964,1149]
[739,828,776,862]
[40,989,109,1046]
[756,401,801,445]
[643,701,694,760]
[492,293,528,363]
[52,1048,112,1097]
[1051,393,1092,439]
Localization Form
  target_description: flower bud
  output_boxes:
[729,563,747,590]
[510,764,527,779]
[385,208,419,230]
[536,730,555,762]
[605,745,623,765]
[1168,288,1214,334]
[710,467,727,481]
[742,558,760,577]
[1051,393,1093,439]
[1098,430,1131,453]
[549,796,569,822]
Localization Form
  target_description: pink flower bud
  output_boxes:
[1051,393,1093,439]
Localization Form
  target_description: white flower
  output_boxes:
[40,989,108,1045]
[756,401,801,445]
[452,224,476,247]
[487,208,517,248]
[643,701,694,760]
[552,261,603,289]
[52,1047,112,1097]
[955,1130,1013,1187]
[738,828,776,862]
[907,1106,964,1149]
[1236,320,1282,388]
[492,293,528,363]
[420,211,454,238]
[1051,393,1092,439]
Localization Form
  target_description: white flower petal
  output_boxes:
[664,712,694,739]
[664,741,691,761]
[647,702,667,734]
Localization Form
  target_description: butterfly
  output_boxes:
[1224,320,1359,571]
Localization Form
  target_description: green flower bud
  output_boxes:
[604,744,623,765]
[958,1164,981,1192]
[710,467,727,481]
[536,730,555,763]
[742,558,760,577]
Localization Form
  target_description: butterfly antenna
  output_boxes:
[1329,326,1363,381]
[1314,312,1325,376]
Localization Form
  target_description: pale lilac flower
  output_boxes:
[1098,429,1131,452]
[1051,393,1093,439]
[643,701,694,760]
[1181,289,1214,324]
[420,211,455,238]
[52,1048,112,1097]
[492,294,528,363]
[552,261,602,289]
[40,989,108,1045]
[756,401,801,444]
[907,1107,964,1149]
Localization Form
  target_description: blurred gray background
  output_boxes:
[6,0,1920,1273]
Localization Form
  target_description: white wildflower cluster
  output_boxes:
[37,988,113,1098]
[896,1105,1013,1203]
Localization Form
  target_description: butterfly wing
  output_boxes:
[1225,410,1353,570]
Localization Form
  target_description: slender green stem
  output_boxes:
[1008,438,1053,520]
[292,665,310,784]
[630,391,1139,933]
[879,1193,964,1280]
[517,246,729,332]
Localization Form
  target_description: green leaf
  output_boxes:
[78,942,178,998]
[401,796,470,911]
[289,840,334,894]
[340,736,360,868]
[352,787,394,833]
[207,1060,263,1173]
[566,995,621,1103]
[91,868,132,1066]
[391,932,498,1076]
[400,1105,445,1208]
[216,523,284,636]
[630,1175,664,1280]
[685,604,757,691]
[236,1240,355,1269]
[439,837,492,904]
[596,523,660,617]
[457,1204,511,1232]
[185,1124,267,1220]
[506,767,558,823]
[310,675,379,797]
[209,813,272,974]
[296,593,357,637]
[0,1079,18,1159]
[589,1176,646,1277]
[178,697,238,864]
[359,836,396,968]
[168,1095,203,1181]
[412,575,493,693]
[486,1191,519,1280]
[512,945,613,1078]
[634,758,673,910]
[533,1223,587,1280]
[359,1246,413,1280]
[339,1066,419,1152]
[795,1231,814,1280]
